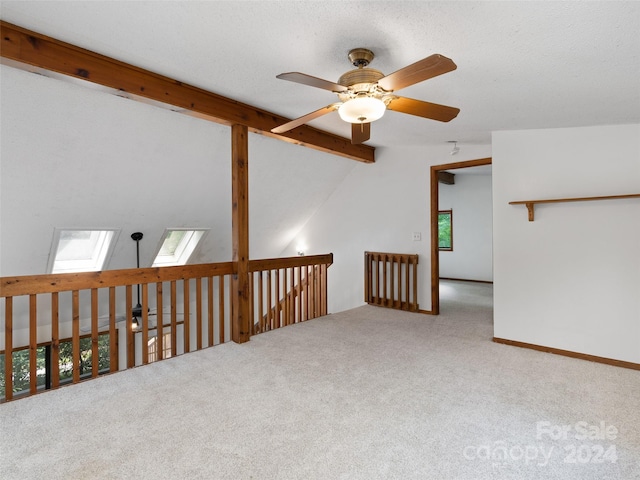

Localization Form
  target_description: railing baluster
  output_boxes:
[183,279,190,354]
[306,265,311,320]
[51,292,60,388]
[364,253,369,304]
[141,283,149,365]
[267,270,273,330]
[218,275,225,344]
[375,255,381,305]
[258,272,264,333]
[311,266,316,318]
[157,282,164,361]
[289,268,295,325]
[314,266,320,317]
[29,294,37,394]
[109,287,117,371]
[249,272,255,334]
[72,290,80,383]
[392,255,398,308]
[322,264,328,316]
[196,277,203,350]
[283,268,289,326]
[228,274,234,340]
[296,266,302,324]
[274,269,280,329]
[91,288,99,378]
[126,285,134,368]
[282,269,288,327]
[317,266,322,317]
[412,256,418,312]
[306,266,312,318]
[383,255,387,305]
[4,297,13,401]
[208,277,214,347]
[403,255,408,310]
[170,281,177,356]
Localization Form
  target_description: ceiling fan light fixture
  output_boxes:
[338,96,386,124]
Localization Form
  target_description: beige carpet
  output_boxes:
[1,281,638,479]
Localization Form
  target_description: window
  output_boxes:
[0,334,111,400]
[148,333,172,363]
[152,229,208,267]
[48,229,119,273]
[438,210,453,251]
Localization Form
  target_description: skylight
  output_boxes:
[152,229,208,267]
[48,229,119,274]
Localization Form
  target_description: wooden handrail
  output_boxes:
[248,253,333,272]
[0,262,235,297]
[509,194,640,221]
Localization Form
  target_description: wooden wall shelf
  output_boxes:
[509,194,640,221]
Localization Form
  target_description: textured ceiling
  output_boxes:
[1,1,639,148]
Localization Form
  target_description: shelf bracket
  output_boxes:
[526,203,535,222]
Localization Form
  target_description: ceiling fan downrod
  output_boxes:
[131,232,144,324]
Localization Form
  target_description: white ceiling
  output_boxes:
[1,1,639,149]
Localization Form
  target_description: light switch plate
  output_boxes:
[412,232,421,241]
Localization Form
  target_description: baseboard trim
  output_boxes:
[367,302,432,315]
[493,337,640,371]
[440,277,493,284]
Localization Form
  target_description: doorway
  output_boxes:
[429,157,492,314]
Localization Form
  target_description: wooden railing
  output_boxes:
[365,251,419,312]
[0,254,332,402]
[249,254,331,335]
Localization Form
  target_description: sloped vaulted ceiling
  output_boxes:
[1,1,638,146]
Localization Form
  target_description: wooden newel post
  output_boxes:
[231,124,251,343]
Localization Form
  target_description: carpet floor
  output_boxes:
[1,280,638,479]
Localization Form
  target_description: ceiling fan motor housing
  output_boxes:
[338,68,385,88]
[339,48,390,103]
[337,68,391,106]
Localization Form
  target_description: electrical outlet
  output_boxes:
[412,232,421,241]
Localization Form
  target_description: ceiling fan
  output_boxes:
[271,48,460,144]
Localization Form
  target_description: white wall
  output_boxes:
[492,124,640,363]
[248,134,356,260]
[0,65,356,341]
[0,65,358,278]
[282,144,493,314]
[0,66,233,277]
[439,173,493,281]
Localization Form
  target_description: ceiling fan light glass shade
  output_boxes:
[338,97,386,123]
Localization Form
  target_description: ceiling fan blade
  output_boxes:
[378,54,457,92]
[276,72,348,93]
[80,315,127,333]
[351,122,371,144]
[271,104,339,134]
[386,96,460,122]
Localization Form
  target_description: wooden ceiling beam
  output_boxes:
[0,21,375,164]
[437,171,455,185]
